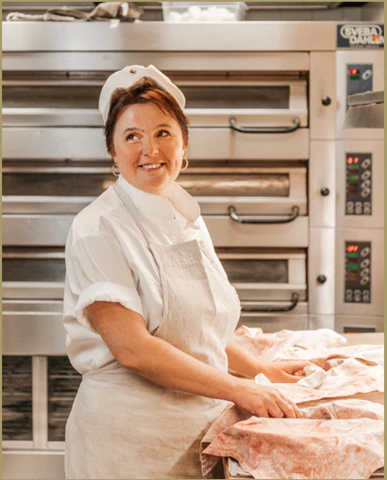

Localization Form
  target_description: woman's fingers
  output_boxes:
[290,360,313,372]
[236,383,303,419]
[274,397,297,418]
[266,403,285,418]
[255,407,269,418]
[277,392,303,418]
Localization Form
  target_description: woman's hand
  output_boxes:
[232,380,303,418]
[261,360,313,383]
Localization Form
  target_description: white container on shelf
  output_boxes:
[162,2,247,22]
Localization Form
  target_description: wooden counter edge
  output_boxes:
[222,457,384,480]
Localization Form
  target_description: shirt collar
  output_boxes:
[117,175,201,224]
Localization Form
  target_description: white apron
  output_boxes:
[65,183,241,479]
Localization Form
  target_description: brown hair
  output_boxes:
[104,77,189,156]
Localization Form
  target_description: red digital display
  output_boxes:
[354,157,359,163]
[348,68,359,75]
[347,157,353,164]
[346,245,359,252]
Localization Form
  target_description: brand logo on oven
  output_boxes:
[339,24,384,47]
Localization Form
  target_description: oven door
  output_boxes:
[3,248,65,299]
[3,162,113,246]
[3,162,308,247]
[3,73,307,128]
[3,71,309,161]
[216,248,308,331]
[185,163,308,247]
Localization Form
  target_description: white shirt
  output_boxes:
[63,175,225,374]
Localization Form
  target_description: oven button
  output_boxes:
[345,290,353,302]
[361,268,370,276]
[360,258,370,268]
[362,289,370,300]
[361,180,371,189]
[363,207,371,215]
[360,276,370,285]
[361,171,371,180]
[364,202,371,208]
[360,247,370,257]
[362,69,372,80]
[354,294,362,302]
[355,206,363,214]
[361,158,372,169]
[361,188,371,198]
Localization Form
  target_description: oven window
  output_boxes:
[3,173,114,197]
[179,173,289,197]
[220,259,288,283]
[3,258,66,282]
[3,86,101,109]
[2,356,33,440]
[3,85,290,110]
[181,86,290,109]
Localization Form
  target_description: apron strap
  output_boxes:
[113,183,154,246]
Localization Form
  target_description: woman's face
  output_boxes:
[112,103,186,197]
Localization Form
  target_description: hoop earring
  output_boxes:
[111,164,120,177]
[181,157,189,171]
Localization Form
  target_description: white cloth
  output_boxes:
[232,326,384,367]
[221,400,385,479]
[65,181,241,479]
[232,326,347,363]
[201,400,385,478]
[254,358,384,404]
[63,174,226,374]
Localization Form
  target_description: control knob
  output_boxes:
[321,96,331,106]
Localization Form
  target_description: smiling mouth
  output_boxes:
[138,163,165,171]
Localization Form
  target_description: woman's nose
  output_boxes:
[142,136,159,157]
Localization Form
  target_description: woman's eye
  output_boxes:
[126,133,139,141]
[158,130,170,137]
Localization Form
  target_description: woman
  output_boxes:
[63,65,311,479]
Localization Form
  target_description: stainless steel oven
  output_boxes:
[2,19,384,479]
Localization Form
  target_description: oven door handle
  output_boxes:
[229,117,301,134]
[241,292,299,313]
[228,205,300,224]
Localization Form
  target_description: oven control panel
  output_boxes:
[345,153,372,215]
[346,64,373,110]
[345,242,371,303]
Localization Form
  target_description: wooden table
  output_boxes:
[222,333,384,479]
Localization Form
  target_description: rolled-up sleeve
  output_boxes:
[66,231,144,334]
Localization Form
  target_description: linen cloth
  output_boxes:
[232,326,384,366]
[6,2,143,22]
[201,400,384,479]
[254,358,384,404]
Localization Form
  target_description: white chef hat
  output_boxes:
[98,65,186,125]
